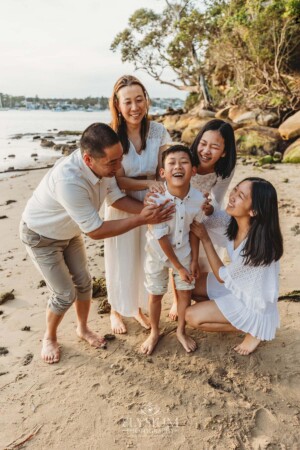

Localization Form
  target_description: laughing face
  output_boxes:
[197,130,225,173]
[116,84,147,126]
[160,151,195,191]
[226,180,255,218]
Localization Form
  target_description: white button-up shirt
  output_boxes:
[22,149,125,240]
[146,183,205,261]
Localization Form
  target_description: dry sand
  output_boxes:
[0,161,299,449]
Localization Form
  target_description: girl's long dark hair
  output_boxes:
[109,75,150,155]
[190,119,236,179]
[226,177,283,266]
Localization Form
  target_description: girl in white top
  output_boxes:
[104,75,171,334]
[186,177,283,355]
[169,119,237,320]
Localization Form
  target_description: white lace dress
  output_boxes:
[191,171,234,269]
[104,121,171,316]
[205,211,280,341]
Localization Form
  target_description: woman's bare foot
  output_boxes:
[76,326,107,348]
[134,310,151,329]
[234,334,261,355]
[141,332,159,355]
[168,302,178,321]
[176,330,197,353]
[110,311,127,334]
[41,338,60,364]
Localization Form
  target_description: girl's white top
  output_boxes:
[104,121,171,317]
[204,210,280,340]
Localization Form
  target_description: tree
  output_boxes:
[111,1,211,102]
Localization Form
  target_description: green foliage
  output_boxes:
[184,93,200,109]
[111,0,300,110]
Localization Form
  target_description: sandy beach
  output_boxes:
[0,160,300,449]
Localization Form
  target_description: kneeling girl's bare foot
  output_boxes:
[41,338,60,364]
[110,311,127,334]
[176,330,197,353]
[168,302,178,321]
[76,326,107,348]
[134,310,151,329]
[234,334,261,355]
[141,332,159,355]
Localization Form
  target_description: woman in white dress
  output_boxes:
[186,177,283,355]
[104,75,171,333]
[169,119,237,320]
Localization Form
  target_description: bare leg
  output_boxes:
[141,294,162,355]
[234,334,261,355]
[110,308,127,334]
[75,299,106,348]
[192,272,209,300]
[134,308,151,329]
[186,300,233,329]
[198,322,238,332]
[168,273,178,321]
[176,290,197,353]
[41,307,64,364]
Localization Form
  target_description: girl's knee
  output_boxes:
[185,306,198,328]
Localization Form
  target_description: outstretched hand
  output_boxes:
[190,221,210,242]
[140,201,174,225]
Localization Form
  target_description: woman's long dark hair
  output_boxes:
[109,75,150,155]
[226,177,283,266]
[190,119,236,179]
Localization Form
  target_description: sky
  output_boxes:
[0,0,187,99]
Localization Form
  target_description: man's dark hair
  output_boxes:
[80,123,120,158]
[161,144,193,168]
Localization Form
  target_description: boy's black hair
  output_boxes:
[226,177,283,266]
[80,123,120,158]
[190,119,236,179]
[161,144,193,168]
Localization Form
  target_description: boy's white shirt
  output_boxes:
[146,182,205,262]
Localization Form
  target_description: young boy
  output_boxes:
[141,145,205,355]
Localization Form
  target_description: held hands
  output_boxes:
[178,266,194,284]
[190,221,210,242]
[202,192,214,216]
[190,260,200,280]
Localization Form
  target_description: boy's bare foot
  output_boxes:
[141,332,159,355]
[168,303,178,321]
[176,330,197,353]
[234,334,261,355]
[41,338,60,364]
[134,310,151,329]
[76,326,107,348]
[110,312,127,334]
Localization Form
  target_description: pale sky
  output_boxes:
[0,0,186,99]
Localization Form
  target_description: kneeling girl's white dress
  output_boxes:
[104,121,171,317]
[205,211,280,341]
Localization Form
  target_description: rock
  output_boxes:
[228,106,258,125]
[215,106,231,119]
[21,326,31,331]
[61,144,77,156]
[40,139,55,148]
[256,111,279,127]
[0,290,15,305]
[53,144,63,151]
[5,200,17,205]
[0,347,9,356]
[181,119,211,145]
[37,280,46,288]
[92,277,107,298]
[235,126,281,156]
[8,154,15,158]
[173,114,192,132]
[44,135,55,139]
[31,153,38,157]
[196,109,215,119]
[33,135,41,140]
[283,138,300,163]
[279,111,300,140]
[0,216,8,220]
[162,114,181,131]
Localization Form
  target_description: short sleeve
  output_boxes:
[105,177,126,207]
[149,223,169,240]
[55,181,103,233]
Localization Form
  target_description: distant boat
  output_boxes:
[0,94,9,111]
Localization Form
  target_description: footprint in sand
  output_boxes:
[251,407,278,449]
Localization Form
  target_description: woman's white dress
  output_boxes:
[104,121,171,316]
[191,171,234,270]
[205,211,280,341]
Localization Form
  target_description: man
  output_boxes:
[20,123,173,364]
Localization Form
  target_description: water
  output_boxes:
[0,110,111,173]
